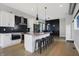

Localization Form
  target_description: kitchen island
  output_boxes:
[24,32,50,53]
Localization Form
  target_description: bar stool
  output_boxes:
[35,39,42,53]
[50,32,54,42]
[50,35,54,44]
[45,36,50,48]
[42,38,47,49]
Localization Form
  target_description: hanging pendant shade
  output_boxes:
[36,14,39,20]
[36,5,39,20]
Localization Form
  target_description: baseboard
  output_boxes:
[59,35,65,38]
[74,42,79,53]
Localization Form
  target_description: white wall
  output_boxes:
[59,18,66,37]
[65,15,73,41]
[72,4,79,52]
[27,18,36,33]
[66,24,72,40]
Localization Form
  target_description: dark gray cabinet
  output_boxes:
[15,16,21,25]
[24,18,27,24]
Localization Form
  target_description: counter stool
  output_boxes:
[46,36,50,46]
[49,35,54,44]
[42,38,47,49]
[35,39,42,53]
[42,37,51,50]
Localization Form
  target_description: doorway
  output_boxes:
[46,19,59,36]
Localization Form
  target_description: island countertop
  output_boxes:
[24,32,50,36]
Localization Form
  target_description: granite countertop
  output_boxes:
[24,32,50,36]
[0,32,22,34]
[0,32,27,34]
[0,32,50,36]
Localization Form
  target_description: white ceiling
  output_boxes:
[3,3,69,20]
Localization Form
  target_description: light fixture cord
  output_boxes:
[44,7,47,30]
[45,7,47,20]
[37,5,38,16]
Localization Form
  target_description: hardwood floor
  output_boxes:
[0,37,79,56]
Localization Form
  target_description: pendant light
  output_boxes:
[36,14,39,20]
[36,5,39,20]
[44,7,47,30]
[45,7,47,21]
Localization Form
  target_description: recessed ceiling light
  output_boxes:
[32,8,34,11]
[59,5,63,7]
[48,17,50,19]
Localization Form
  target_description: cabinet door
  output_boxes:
[0,34,11,48]
[15,16,21,25]
[4,34,11,46]
[0,11,15,27]
[24,18,27,24]
[0,11,9,26]
[8,13,15,27]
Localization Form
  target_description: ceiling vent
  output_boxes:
[69,3,76,15]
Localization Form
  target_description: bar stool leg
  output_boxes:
[34,41,37,52]
[38,42,42,54]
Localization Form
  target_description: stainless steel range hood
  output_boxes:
[19,17,26,25]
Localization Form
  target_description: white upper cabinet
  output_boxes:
[0,11,15,27]
[8,12,15,27]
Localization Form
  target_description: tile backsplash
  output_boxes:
[0,25,28,33]
[0,27,13,33]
